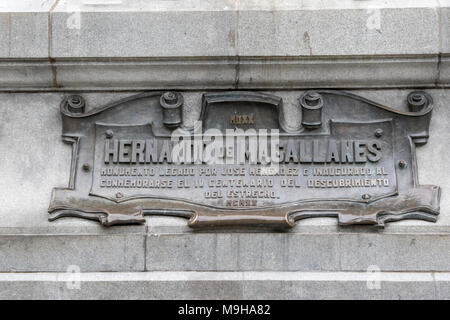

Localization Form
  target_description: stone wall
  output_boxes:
[0,0,449,299]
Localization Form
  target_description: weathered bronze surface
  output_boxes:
[48,90,440,228]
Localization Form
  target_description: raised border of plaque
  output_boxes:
[48,90,440,228]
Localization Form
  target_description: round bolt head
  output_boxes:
[71,97,80,104]
[304,92,321,106]
[305,91,319,100]
[412,94,422,102]
[105,129,114,138]
[162,92,178,104]
[82,163,90,171]
[398,160,407,168]
[374,128,383,137]
[66,94,86,114]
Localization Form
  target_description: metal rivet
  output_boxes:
[105,129,114,138]
[374,128,383,138]
[304,92,321,107]
[116,192,123,198]
[407,92,427,112]
[66,95,86,114]
[82,163,90,171]
[412,94,422,102]
[300,91,323,129]
[162,92,178,104]
[398,160,407,168]
[362,194,371,200]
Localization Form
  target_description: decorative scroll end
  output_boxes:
[407,91,432,113]
[187,212,294,230]
[99,211,146,226]
[48,208,146,227]
[300,91,323,130]
[411,132,430,146]
[160,91,183,128]
[406,91,433,145]
[375,185,441,227]
[62,94,86,114]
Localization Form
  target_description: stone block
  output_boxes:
[339,234,450,271]
[50,11,238,58]
[441,6,450,53]
[0,271,443,300]
[238,56,439,89]
[0,12,48,58]
[439,55,450,86]
[0,234,145,272]
[237,7,439,56]
[53,58,237,90]
[0,61,54,89]
[146,233,344,271]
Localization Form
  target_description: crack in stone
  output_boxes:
[436,53,442,87]
[48,0,61,88]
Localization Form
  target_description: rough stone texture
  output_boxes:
[237,8,439,56]
[0,234,145,272]
[1,57,441,91]
[147,233,339,272]
[436,273,450,299]
[50,11,238,58]
[0,13,9,57]
[441,55,450,85]
[0,61,54,89]
[48,5,439,58]
[0,92,147,234]
[440,5,450,85]
[241,279,437,300]
[441,5,450,53]
[0,12,49,58]
[53,58,238,90]
[146,233,450,272]
[0,279,243,300]
[0,271,444,300]
[238,56,439,89]
[9,13,49,58]
[339,234,450,271]
[0,1,448,90]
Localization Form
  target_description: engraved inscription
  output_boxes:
[230,114,255,125]
[90,120,397,207]
[49,90,440,228]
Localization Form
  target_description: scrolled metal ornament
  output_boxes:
[48,90,440,229]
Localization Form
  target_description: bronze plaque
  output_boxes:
[49,90,440,228]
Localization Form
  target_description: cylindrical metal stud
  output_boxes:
[300,91,323,130]
[160,92,183,128]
